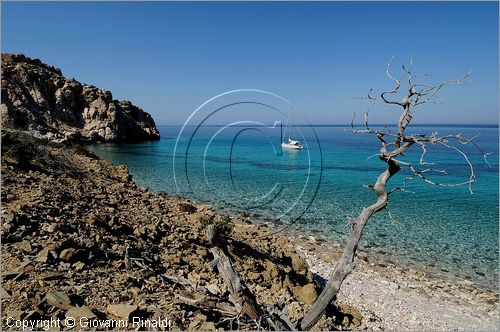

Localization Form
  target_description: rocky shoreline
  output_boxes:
[1,130,498,331]
[226,215,499,330]
[293,238,499,330]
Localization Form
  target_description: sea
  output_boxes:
[88,124,499,291]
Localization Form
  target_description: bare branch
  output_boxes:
[378,55,406,106]
[392,157,476,194]
[454,133,492,167]
[364,104,375,130]
[386,55,398,83]
[366,153,380,161]
[406,132,491,166]
[307,58,488,330]
[406,55,414,87]
[350,108,395,139]
[384,207,399,223]
[416,141,434,166]
[438,141,475,194]
[412,70,473,106]
[388,174,416,195]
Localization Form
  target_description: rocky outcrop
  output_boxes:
[1,53,160,143]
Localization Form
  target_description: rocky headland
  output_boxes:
[1,54,160,143]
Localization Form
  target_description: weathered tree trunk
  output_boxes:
[206,224,263,320]
[300,159,400,330]
[395,104,412,148]
[311,58,481,331]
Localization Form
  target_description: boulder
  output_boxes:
[45,292,72,309]
[106,304,138,320]
[1,286,11,299]
[293,283,318,305]
[66,306,96,320]
[59,248,76,262]
[285,251,309,275]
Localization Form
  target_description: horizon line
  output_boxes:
[157,123,499,128]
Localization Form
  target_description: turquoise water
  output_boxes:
[89,125,499,290]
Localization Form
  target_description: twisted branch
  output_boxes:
[301,57,488,330]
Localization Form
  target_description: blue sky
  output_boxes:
[2,1,498,125]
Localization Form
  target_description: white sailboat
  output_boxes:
[282,138,303,150]
[281,108,303,150]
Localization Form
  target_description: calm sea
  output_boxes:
[88,125,499,290]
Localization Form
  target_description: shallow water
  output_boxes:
[88,124,499,291]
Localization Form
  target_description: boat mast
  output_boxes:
[285,105,293,142]
[280,121,283,143]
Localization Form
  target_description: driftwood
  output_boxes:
[205,225,295,330]
[175,289,240,316]
[274,301,297,331]
[300,57,487,330]
[206,224,263,320]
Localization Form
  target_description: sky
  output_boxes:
[2,1,498,125]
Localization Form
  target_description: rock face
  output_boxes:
[1,53,160,143]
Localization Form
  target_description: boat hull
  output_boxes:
[281,143,303,150]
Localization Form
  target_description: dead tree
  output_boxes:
[300,57,490,330]
[206,224,263,320]
[206,224,294,330]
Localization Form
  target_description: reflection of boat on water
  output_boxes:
[281,107,303,150]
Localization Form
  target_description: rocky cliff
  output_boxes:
[1,54,160,143]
